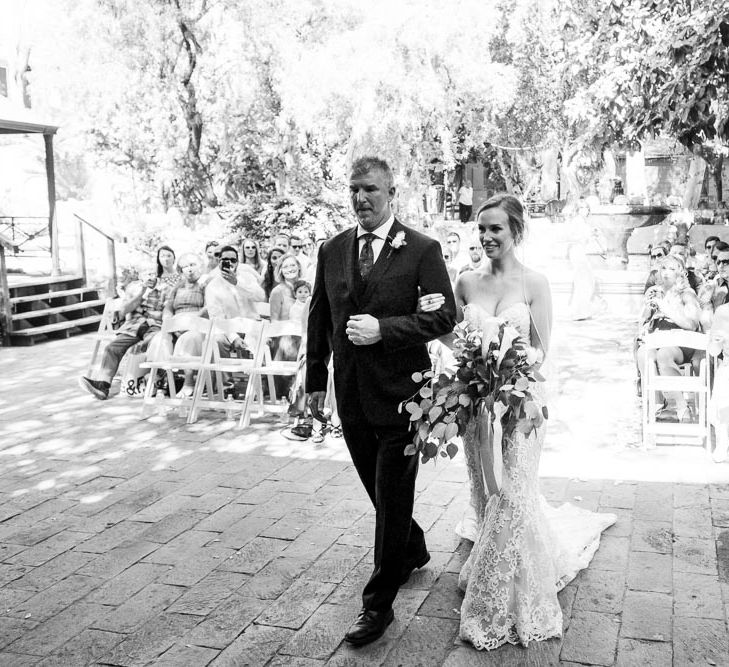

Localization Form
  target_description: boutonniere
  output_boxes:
[387,231,407,257]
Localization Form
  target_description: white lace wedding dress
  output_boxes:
[457,303,616,651]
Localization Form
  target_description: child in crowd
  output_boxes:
[288,279,311,326]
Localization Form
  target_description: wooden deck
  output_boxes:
[7,272,82,289]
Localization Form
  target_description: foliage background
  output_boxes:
[1,0,727,254]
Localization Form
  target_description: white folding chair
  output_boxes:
[139,314,214,417]
[187,317,267,424]
[241,318,304,427]
[641,330,711,450]
[87,298,123,375]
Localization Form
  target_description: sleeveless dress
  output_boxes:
[458,303,616,651]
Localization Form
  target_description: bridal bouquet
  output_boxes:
[400,318,547,464]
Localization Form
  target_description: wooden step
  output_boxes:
[12,299,106,321]
[11,286,100,305]
[10,314,102,338]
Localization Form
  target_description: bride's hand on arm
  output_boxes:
[417,293,445,313]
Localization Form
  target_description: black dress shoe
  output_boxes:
[344,607,394,646]
[400,551,430,585]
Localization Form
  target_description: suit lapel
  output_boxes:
[341,227,360,309]
[360,219,404,305]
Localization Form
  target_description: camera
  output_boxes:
[220,258,232,270]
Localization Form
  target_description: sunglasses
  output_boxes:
[221,256,238,263]
[291,245,302,249]
[650,253,665,259]
[213,252,221,257]
[243,245,256,250]
[717,259,729,267]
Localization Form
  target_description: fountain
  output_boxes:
[587,203,672,270]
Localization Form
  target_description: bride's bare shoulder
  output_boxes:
[522,266,550,289]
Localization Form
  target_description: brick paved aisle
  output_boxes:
[1,313,729,665]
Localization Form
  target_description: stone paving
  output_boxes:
[1,313,729,666]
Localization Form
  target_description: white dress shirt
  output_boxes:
[357,214,395,264]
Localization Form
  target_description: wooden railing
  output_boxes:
[0,231,17,344]
[73,213,117,297]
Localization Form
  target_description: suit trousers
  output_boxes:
[341,417,427,612]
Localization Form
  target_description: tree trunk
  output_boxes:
[712,155,724,205]
[174,8,217,211]
[683,155,707,209]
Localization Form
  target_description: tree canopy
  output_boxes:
[10,0,729,237]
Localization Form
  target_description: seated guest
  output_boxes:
[458,240,486,275]
[643,242,670,292]
[240,237,266,276]
[261,246,286,300]
[635,255,701,422]
[446,231,464,270]
[708,304,729,462]
[304,235,327,286]
[156,245,181,296]
[269,253,305,339]
[273,233,290,253]
[206,245,265,359]
[269,253,305,407]
[669,242,702,292]
[289,279,311,327]
[699,242,729,331]
[441,247,458,285]
[705,235,721,267]
[146,253,206,397]
[199,241,221,287]
[302,235,315,262]
[289,235,310,274]
[79,264,165,400]
[204,240,220,273]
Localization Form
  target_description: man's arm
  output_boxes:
[378,241,456,351]
[306,244,333,394]
[235,267,266,303]
[120,280,146,316]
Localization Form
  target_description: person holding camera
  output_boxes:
[79,263,165,400]
[204,245,265,359]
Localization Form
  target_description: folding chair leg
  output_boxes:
[140,363,158,419]
[187,368,209,424]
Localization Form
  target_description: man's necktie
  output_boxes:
[359,233,375,279]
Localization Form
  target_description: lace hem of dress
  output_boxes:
[460,617,562,651]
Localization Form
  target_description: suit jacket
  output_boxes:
[306,218,456,426]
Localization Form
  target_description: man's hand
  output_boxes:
[230,336,247,353]
[221,266,238,285]
[346,314,382,345]
[308,391,327,422]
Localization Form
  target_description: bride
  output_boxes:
[421,194,615,651]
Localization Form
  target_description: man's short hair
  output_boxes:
[447,231,460,241]
[706,235,721,247]
[714,241,729,255]
[351,156,394,189]
[218,245,238,259]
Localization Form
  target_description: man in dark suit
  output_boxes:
[307,156,456,646]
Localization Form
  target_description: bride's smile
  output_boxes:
[478,207,516,260]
